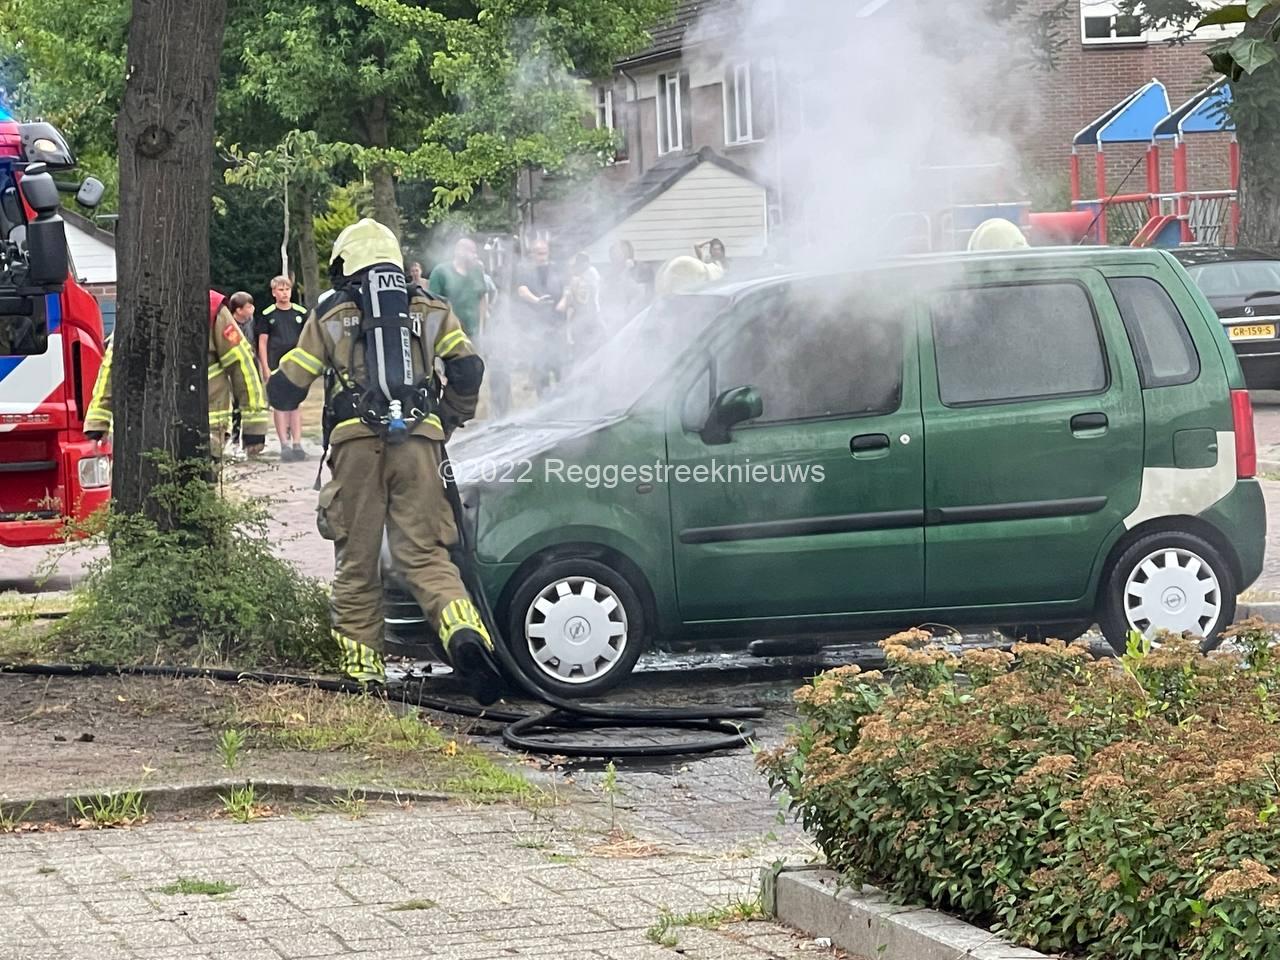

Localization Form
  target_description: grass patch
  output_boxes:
[329,788,367,819]
[156,878,238,897]
[220,783,268,823]
[230,685,539,803]
[229,686,446,754]
[387,898,437,911]
[217,728,246,769]
[72,790,145,828]
[0,802,34,832]
[545,852,579,864]
[645,897,764,948]
[36,866,56,875]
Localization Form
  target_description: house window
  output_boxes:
[1081,0,1142,42]
[724,62,754,145]
[595,86,614,131]
[657,71,684,156]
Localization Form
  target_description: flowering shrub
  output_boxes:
[760,621,1280,960]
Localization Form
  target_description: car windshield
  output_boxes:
[532,293,730,420]
[1185,259,1280,298]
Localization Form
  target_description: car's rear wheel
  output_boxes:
[505,557,648,698]
[1098,531,1237,655]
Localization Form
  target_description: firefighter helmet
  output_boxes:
[967,218,1029,252]
[330,218,403,280]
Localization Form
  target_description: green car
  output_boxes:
[387,247,1266,697]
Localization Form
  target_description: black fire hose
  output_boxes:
[435,441,762,757]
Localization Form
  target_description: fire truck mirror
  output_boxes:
[75,178,104,210]
[25,218,68,286]
[0,297,48,358]
[18,167,60,215]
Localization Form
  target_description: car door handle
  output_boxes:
[850,433,891,459]
[1070,412,1108,434]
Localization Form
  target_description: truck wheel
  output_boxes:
[997,622,1093,644]
[1098,531,1237,655]
[505,557,648,698]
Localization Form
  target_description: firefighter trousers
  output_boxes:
[318,435,483,669]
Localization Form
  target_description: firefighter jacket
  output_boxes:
[266,284,483,446]
[84,305,270,438]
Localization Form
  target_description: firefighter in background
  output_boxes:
[84,291,269,457]
[266,219,504,703]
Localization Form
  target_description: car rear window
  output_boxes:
[930,281,1107,406]
[1108,277,1199,388]
[1185,260,1280,298]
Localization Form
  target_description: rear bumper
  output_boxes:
[0,517,65,548]
[1200,479,1267,590]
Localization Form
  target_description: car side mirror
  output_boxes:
[75,177,105,210]
[17,166,69,285]
[701,385,762,445]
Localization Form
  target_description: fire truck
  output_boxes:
[0,107,111,547]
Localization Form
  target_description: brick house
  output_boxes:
[534,0,1235,261]
[61,208,117,332]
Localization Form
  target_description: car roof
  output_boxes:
[701,246,1176,300]
[1169,245,1280,266]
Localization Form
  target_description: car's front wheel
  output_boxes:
[504,557,648,698]
[1098,531,1237,655]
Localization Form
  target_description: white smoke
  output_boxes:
[686,0,1040,270]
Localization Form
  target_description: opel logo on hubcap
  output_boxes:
[1161,587,1187,612]
[565,617,591,643]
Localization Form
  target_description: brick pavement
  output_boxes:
[0,799,836,960]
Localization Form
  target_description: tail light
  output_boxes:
[1232,389,1257,479]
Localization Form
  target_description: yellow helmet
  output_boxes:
[330,218,403,278]
[967,218,1029,252]
[655,256,724,296]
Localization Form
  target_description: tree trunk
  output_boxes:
[295,188,324,308]
[364,95,401,238]
[1232,17,1280,246]
[113,0,229,526]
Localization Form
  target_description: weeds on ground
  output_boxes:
[36,865,56,875]
[645,897,764,947]
[220,784,268,823]
[217,728,246,769]
[155,878,237,896]
[45,456,333,670]
[387,898,437,911]
[72,790,145,828]
[330,788,367,819]
[601,760,619,830]
[0,802,34,832]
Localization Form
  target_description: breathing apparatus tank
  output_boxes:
[329,219,424,444]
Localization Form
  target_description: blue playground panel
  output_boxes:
[1075,81,1170,146]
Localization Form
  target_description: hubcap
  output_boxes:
[524,577,628,684]
[1123,547,1222,639]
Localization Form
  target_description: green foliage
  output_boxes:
[156,877,238,896]
[72,790,145,828]
[0,802,34,832]
[217,729,247,770]
[645,897,764,947]
[49,457,333,672]
[220,783,261,823]
[762,623,1280,960]
[388,898,438,911]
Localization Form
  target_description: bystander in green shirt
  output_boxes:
[428,262,487,338]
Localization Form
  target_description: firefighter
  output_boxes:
[84,291,270,458]
[266,218,504,703]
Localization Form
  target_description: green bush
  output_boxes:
[48,458,334,671]
[761,623,1280,960]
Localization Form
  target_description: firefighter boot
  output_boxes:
[334,631,386,686]
[448,628,506,706]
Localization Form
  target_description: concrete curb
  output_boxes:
[762,866,1050,960]
[1238,601,1280,621]
[1,780,452,826]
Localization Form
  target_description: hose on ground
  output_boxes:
[0,658,761,758]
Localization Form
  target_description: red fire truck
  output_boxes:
[0,109,111,547]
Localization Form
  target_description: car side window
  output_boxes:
[713,288,903,425]
[1108,277,1200,388]
[930,281,1107,406]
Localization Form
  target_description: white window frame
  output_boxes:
[595,86,614,131]
[657,71,683,156]
[1081,0,1231,45]
[723,61,755,145]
